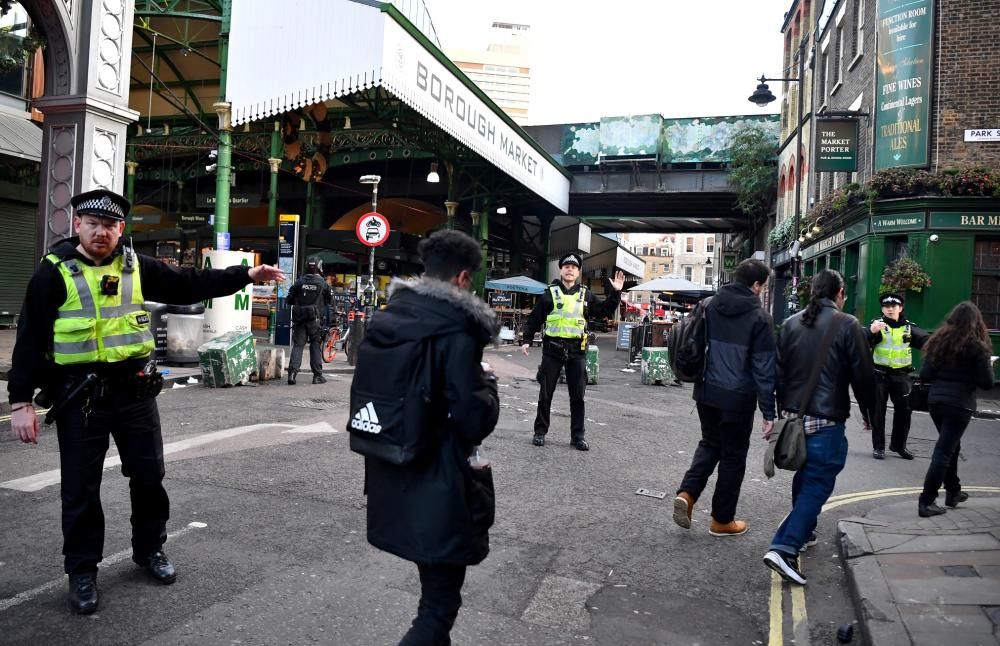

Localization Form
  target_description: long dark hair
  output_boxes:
[924,301,991,367]
[801,270,844,327]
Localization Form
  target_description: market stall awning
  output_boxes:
[226,0,570,213]
[0,111,41,162]
[485,275,549,295]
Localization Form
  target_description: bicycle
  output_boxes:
[322,321,350,362]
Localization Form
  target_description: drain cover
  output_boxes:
[287,399,342,410]
[941,565,979,577]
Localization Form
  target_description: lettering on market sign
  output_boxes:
[816,230,847,253]
[416,62,541,179]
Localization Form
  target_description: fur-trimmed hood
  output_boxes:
[371,276,499,345]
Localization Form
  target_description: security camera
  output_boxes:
[789,240,801,257]
[205,163,217,173]
[929,234,940,242]
[208,149,218,160]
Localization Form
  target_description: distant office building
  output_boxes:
[448,21,532,125]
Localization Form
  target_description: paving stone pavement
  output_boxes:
[839,498,1000,646]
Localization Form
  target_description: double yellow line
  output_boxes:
[767,485,1000,645]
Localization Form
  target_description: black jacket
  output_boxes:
[920,348,995,411]
[521,280,621,355]
[777,300,876,422]
[364,277,500,566]
[286,272,332,322]
[8,238,253,403]
[694,284,777,418]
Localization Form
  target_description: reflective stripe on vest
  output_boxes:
[47,249,154,365]
[545,285,586,338]
[872,322,912,369]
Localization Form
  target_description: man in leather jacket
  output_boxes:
[286,256,333,385]
[763,270,876,586]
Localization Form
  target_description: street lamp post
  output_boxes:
[359,174,381,322]
[749,36,808,306]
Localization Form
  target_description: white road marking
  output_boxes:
[1,423,295,492]
[0,522,206,613]
[281,421,339,434]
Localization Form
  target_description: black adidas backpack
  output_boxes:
[667,297,712,383]
[347,332,437,465]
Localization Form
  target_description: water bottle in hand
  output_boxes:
[468,445,491,470]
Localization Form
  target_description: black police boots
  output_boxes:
[133,550,177,584]
[312,373,326,384]
[287,369,298,385]
[68,573,99,614]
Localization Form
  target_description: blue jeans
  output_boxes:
[770,423,848,556]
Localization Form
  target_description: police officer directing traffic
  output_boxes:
[285,256,333,385]
[7,189,285,614]
[520,253,624,450]
[868,291,929,460]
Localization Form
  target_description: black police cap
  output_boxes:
[71,189,131,221]
[879,292,904,306]
[559,253,582,267]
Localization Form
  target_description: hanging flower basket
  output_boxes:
[879,256,932,294]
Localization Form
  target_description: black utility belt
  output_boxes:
[875,367,911,376]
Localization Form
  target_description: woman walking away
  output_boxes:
[917,302,995,517]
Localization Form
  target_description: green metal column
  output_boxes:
[124,160,138,235]
[304,181,314,229]
[445,160,456,229]
[267,121,281,227]
[510,213,523,273]
[212,0,233,244]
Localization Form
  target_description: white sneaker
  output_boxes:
[764,550,806,585]
[798,532,818,553]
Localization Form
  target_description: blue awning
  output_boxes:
[485,275,548,295]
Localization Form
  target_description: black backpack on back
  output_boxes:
[667,297,712,383]
[348,331,438,465]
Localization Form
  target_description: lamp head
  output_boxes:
[360,174,381,185]
[748,76,777,107]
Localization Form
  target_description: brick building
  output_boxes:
[766,0,1000,368]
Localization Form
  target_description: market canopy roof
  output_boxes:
[629,277,707,293]
[226,0,570,213]
[485,276,549,295]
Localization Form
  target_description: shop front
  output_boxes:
[799,198,1000,376]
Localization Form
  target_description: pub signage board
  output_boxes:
[815,119,859,172]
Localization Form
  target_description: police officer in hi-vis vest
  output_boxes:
[7,189,285,614]
[520,253,624,450]
[868,292,929,460]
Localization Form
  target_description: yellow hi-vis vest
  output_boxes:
[545,284,587,338]
[872,321,912,369]
[46,248,154,365]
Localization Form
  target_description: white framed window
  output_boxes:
[704,266,714,287]
[706,237,715,253]
[851,0,865,65]
[832,27,844,92]
[683,266,693,281]
[686,238,695,253]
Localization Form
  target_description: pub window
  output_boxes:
[851,0,865,61]
[972,237,1000,330]
[886,236,909,261]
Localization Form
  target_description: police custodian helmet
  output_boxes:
[70,189,131,221]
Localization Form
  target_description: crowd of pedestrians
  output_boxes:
[7,198,996,643]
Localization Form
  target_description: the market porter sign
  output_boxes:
[874,0,934,170]
[815,119,858,172]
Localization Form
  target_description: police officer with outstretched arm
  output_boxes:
[520,253,624,450]
[867,291,929,460]
[285,256,333,385]
[7,189,285,615]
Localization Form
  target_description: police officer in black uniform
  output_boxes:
[520,253,624,450]
[7,189,285,614]
[286,256,333,385]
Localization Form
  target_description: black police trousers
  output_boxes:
[289,318,324,376]
[56,395,168,575]
[533,339,587,441]
[871,370,912,452]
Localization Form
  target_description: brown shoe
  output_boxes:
[673,492,695,529]
[709,519,748,536]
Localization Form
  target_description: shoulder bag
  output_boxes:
[766,312,846,475]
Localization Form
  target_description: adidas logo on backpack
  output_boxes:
[351,402,382,434]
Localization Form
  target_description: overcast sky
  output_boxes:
[425,0,793,125]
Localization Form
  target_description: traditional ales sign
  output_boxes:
[875,0,934,169]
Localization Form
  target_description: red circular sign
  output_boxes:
[355,212,391,247]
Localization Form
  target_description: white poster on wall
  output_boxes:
[202,250,255,338]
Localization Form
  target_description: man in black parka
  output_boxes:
[362,230,499,645]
